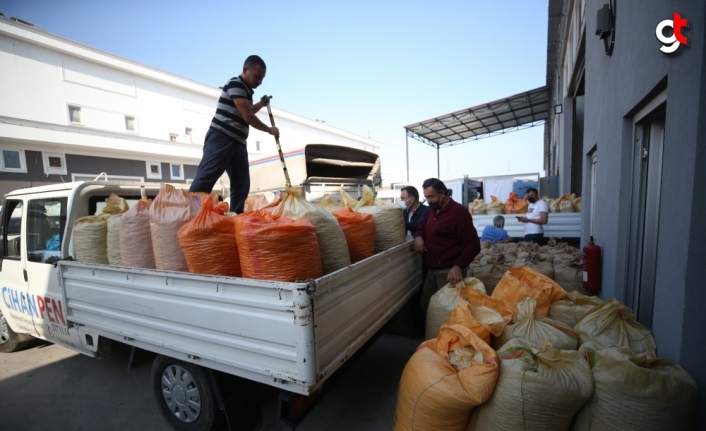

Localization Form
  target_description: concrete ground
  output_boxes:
[0,322,422,431]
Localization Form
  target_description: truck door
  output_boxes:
[0,198,37,337]
[25,195,96,356]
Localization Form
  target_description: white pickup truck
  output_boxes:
[0,181,421,431]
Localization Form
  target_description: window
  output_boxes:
[169,133,178,142]
[185,128,192,143]
[125,116,136,131]
[68,105,82,123]
[170,163,184,180]
[145,161,162,179]
[256,140,261,151]
[2,200,23,259]
[42,152,67,175]
[26,198,67,264]
[0,148,27,173]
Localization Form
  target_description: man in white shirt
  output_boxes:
[517,187,548,244]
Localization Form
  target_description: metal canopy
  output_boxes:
[404,86,550,149]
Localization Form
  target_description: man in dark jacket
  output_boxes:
[414,178,481,315]
[400,186,430,236]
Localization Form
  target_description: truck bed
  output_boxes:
[58,241,421,395]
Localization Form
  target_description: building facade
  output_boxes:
[546,0,706,426]
[0,16,380,199]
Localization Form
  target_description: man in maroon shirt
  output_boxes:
[414,178,481,315]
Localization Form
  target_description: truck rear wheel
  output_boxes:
[152,355,224,431]
[0,309,33,353]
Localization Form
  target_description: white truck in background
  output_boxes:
[0,180,421,431]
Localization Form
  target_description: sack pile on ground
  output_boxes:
[395,265,698,430]
[469,240,585,294]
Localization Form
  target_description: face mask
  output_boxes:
[428,201,441,210]
[528,197,537,204]
[399,197,411,209]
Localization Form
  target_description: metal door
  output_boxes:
[626,119,665,328]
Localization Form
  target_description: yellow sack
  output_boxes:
[74,214,110,264]
[394,324,499,431]
[491,266,567,318]
[444,291,513,344]
[426,278,487,340]
[469,199,487,215]
[573,342,698,431]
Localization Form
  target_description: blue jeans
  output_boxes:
[525,233,544,245]
[189,128,250,213]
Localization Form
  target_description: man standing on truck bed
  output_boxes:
[189,55,280,213]
[414,178,481,315]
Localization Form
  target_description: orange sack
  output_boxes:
[491,266,567,318]
[504,191,528,214]
[119,197,156,269]
[394,324,499,431]
[233,210,322,281]
[332,207,376,263]
[178,196,241,277]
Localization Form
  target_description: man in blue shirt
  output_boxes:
[480,215,510,244]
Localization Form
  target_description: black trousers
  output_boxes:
[189,128,250,213]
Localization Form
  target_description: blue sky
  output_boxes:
[1,0,549,185]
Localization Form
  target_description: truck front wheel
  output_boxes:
[152,355,224,431]
[0,309,33,353]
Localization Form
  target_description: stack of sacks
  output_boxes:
[512,255,554,279]
[149,184,201,272]
[243,193,269,212]
[469,253,511,296]
[443,290,513,344]
[273,186,351,275]
[549,290,603,327]
[104,194,130,265]
[485,196,504,215]
[178,195,241,277]
[120,197,156,268]
[550,193,576,213]
[331,207,375,263]
[468,339,593,431]
[552,255,584,293]
[468,199,487,215]
[573,342,698,430]
[426,277,487,340]
[394,325,499,431]
[573,298,656,353]
[74,194,129,264]
[350,185,406,253]
[504,191,528,215]
[492,298,578,350]
[491,266,567,318]
[233,210,321,281]
[317,194,345,213]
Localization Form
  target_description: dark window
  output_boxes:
[26,198,67,264]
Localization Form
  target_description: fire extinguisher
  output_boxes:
[583,236,602,292]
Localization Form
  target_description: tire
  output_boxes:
[151,355,224,431]
[0,308,33,353]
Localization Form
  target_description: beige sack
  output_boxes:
[106,214,122,265]
[119,197,156,269]
[149,184,201,272]
[492,298,579,350]
[468,339,593,431]
[573,298,656,353]
[549,290,603,327]
[573,343,698,431]
[73,214,110,264]
[317,194,345,213]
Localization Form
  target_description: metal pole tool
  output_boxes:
[266,103,291,187]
